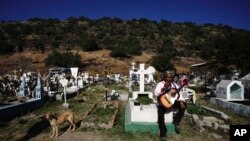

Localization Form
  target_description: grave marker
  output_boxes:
[60,78,69,108]
[125,63,174,134]
[18,75,26,97]
[132,64,153,100]
[35,75,41,99]
[216,80,244,101]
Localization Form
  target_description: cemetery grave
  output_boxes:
[210,79,250,118]
[184,74,250,134]
[0,72,44,121]
[1,65,250,141]
[125,63,198,134]
[1,79,249,141]
[81,101,119,129]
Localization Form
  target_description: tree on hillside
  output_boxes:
[157,38,174,53]
[120,36,142,56]
[80,38,99,51]
[45,51,82,68]
[14,38,26,52]
[0,31,14,54]
[151,52,175,72]
[110,46,128,58]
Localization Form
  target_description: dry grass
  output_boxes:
[0,50,204,76]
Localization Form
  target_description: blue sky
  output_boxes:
[0,0,250,30]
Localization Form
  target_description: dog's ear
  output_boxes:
[45,112,52,119]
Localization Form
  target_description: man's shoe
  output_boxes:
[160,137,166,141]
[173,122,181,134]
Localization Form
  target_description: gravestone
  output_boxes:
[129,61,139,86]
[35,76,41,99]
[77,76,84,89]
[70,67,78,86]
[94,73,99,82]
[83,72,89,84]
[240,73,250,99]
[103,77,110,102]
[18,75,26,97]
[60,78,69,108]
[114,73,121,83]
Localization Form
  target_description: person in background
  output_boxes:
[154,71,187,141]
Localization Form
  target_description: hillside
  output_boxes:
[0,49,204,76]
[1,17,250,75]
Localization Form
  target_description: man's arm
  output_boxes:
[154,82,164,97]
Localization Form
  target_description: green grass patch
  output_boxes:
[136,95,153,105]
[89,107,116,123]
[187,103,208,115]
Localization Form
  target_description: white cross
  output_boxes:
[138,64,153,92]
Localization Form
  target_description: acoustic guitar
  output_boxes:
[159,80,188,109]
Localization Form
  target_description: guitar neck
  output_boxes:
[176,84,186,93]
[173,83,187,99]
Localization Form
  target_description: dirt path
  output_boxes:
[30,131,104,141]
[29,131,226,141]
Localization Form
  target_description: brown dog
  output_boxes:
[45,111,76,138]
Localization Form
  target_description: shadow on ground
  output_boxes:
[17,119,50,141]
[17,119,82,141]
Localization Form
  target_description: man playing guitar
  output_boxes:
[154,71,187,141]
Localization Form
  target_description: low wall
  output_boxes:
[210,98,250,118]
[0,98,44,121]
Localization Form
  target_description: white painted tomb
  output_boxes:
[128,63,173,123]
[216,80,244,101]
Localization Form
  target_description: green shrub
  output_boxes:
[45,51,82,67]
[136,95,153,105]
[187,104,207,115]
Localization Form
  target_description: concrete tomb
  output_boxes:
[210,80,250,118]
[216,80,244,101]
[125,63,174,134]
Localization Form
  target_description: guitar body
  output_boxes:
[158,79,188,109]
[159,88,177,109]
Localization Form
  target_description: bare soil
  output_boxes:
[0,50,204,75]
